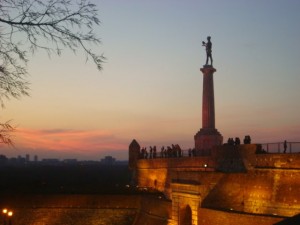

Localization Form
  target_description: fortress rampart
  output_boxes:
[197,208,283,225]
[1,143,299,225]
[0,195,139,225]
[129,142,300,225]
[0,194,173,225]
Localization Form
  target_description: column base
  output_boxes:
[194,128,223,155]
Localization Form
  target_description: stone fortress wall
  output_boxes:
[1,144,299,225]
[0,195,139,225]
[130,142,300,225]
[1,143,299,225]
[0,194,172,225]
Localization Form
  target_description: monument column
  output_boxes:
[194,66,223,154]
[202,66,216,129]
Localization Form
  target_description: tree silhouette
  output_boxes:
[0,0,104,144]
[0,121,14,145]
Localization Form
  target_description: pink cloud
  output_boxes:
[14,128,128,154]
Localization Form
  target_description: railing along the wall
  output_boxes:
[260,142,300,154]
[138,142,300,159]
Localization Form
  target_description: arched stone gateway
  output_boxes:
[170,182,201,225]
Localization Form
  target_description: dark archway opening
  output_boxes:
[154,179,157,188]
[180,205,192,225]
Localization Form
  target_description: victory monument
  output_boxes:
[194,36,223,154]
[128,36,300,225]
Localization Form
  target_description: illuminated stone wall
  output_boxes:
[198,208,283,225]
[13,208,136,225]
[136,158,169,193]
[1,194,140,208]
[0,195,140,225]
[136,156,213,197]
[0,194,172,225]
[201,170,300,217]
[135,145,259,197]
[132,195,171,225]
[255,153,300,169]
[134,144,300,224]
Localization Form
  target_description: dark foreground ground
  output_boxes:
[0,164,170,225]
[0,164,133,194]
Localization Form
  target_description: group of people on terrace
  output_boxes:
[226,135,251,146]
[138,138,293,159]
[139,144,208,159]
[139,144,183,159]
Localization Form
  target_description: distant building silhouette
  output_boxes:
[100,156,116,165]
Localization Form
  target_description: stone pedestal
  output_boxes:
[194,66,223,153]
[194,128,223,154]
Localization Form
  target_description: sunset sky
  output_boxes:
[1,0,300,160]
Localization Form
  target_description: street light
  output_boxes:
[2,209,13,225]
[2,209,8,225]
[7,211,13,225]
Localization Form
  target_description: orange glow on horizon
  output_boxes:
[14,128,128,153]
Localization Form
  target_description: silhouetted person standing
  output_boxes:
[202,36,213,66]
[283,140,287,153]
[243,135,251,144]
[235,137,241,145]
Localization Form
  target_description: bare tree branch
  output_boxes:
[0,0,104,103]
[0,121,15,146]
[0,0,104,145]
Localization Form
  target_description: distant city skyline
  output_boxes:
[0,153,125,164]
[1,0,300,160]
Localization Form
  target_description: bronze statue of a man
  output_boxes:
[202,36,213,66]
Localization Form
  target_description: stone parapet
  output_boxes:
[198,208,284,225]
[255,153,300,169]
